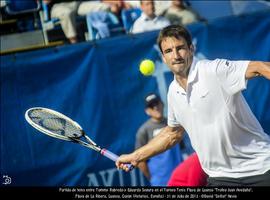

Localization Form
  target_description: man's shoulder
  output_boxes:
[195,58,224,71]
[137,119,152,132]
[196,59,212,66]
[197,58,227,66]
[156,15,170,24]
[197,58,240,73]
[194,59,219,80]
[132,15,146,32]
[132,15,143,26]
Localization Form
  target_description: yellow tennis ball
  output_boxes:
[139,59,155,76]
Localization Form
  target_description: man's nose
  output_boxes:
[172,49,181,59]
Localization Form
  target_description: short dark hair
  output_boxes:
[157,25,193,53]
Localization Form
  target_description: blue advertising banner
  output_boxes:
[1,11,269,186]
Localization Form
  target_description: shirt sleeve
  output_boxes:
[167,90,181,127]
[213,59,250,95]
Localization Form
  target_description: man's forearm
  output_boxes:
[246,61,270,79]
[258,62,270,79]
[133,126,184,163]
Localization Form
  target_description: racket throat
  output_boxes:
[83,133,97,146]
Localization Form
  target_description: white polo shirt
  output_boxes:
[167,58,270,178]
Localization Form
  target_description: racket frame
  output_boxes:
[25,107,100,152]
[25,107,133,170]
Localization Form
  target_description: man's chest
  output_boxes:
[172,79,225,125]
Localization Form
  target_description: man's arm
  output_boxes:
[138,161,151,180]
[245,61,270,80]
[116,126,185,171]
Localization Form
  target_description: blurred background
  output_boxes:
[1,0,270,186]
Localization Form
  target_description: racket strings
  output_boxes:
[28,109,82,138]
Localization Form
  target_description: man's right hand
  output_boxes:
[116,153,139,172]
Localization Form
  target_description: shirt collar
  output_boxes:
[141,13,157,21]
[173,57,198,95]
[187,57,199,84]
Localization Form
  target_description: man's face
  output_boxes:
[141,0,155,18]
[161,36,194,76]
[146,101,163,120]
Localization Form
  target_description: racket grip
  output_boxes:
[101,149,134,171]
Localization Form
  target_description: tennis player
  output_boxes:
[116,25,270,186]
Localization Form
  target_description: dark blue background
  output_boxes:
[1,11,269,186]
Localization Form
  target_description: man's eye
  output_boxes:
[177,47,184,51]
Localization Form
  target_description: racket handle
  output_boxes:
[101,149,134,171]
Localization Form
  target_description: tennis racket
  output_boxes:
[25,107,133,171]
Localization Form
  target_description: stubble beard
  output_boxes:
[173,62,190,78]
[179,55,193,77]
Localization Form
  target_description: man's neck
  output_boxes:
[175,76,188,91]
[175,66,191,91]
[151,117,164,123]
